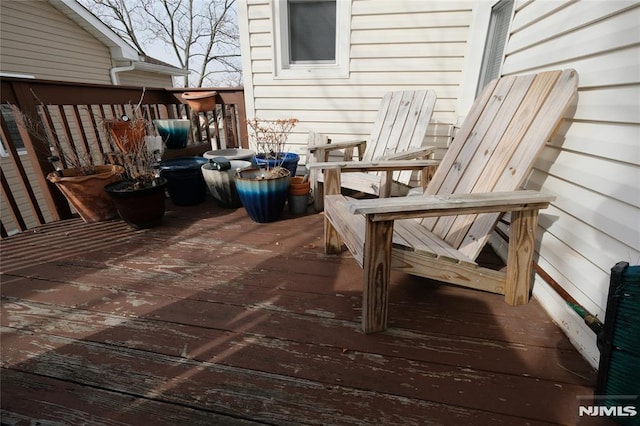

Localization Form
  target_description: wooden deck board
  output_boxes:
[1,203,599,425]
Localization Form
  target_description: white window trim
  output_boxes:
[272,0,351,79]
[456,0,513,124]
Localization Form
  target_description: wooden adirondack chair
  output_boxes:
[307,90,437,210]
[308,69,579,333]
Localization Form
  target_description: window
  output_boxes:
[0,104,25,156]
[273,0,350,79]
[476,0,514,95]
[288,1,336,63]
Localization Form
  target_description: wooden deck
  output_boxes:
[0,201,599,425]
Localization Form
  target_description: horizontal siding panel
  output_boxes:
[351,27,469,44]
[503,7,640,73]
[539,204,638,282]
[351,42,468,58]
[2,38,111,68]
[250,46,274,61]
[574,86,640,124]
[253,71,463,87]
[508,1,633,53]
[254,98,458,113]
[248,18,274,34]
[548,121,639,165]
[534,147,639,207]
[246,2,271,20]
[552,46,639,89]
[352,10,473,30]
[510,0,573,34]
[350,58,465,72]
[352,0,473,15]
[528,172,640,252]
[4,41,111,69]
[1,54,111,83]
[249,33,273,48]
[252,85,459,99]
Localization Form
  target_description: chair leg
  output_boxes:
[362,217,393,333]
[324,168,343,254]
[505,209,539,305]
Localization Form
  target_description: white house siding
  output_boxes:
[0,0,113,84]
[239,0,476,163]
[495,0,640,368]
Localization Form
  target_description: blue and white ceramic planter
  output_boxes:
[234,168,290,223]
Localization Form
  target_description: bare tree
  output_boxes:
[81,0,241,87]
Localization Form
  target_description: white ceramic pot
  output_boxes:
[201,160,252,208]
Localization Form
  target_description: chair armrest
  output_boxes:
[306,159,439,172]
[345,190,555,220]
[307,139,367,153]
[380,146,437,160]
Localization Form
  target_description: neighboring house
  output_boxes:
[0,0,188,232]
[0,0,187,86]
[238,0,640,368]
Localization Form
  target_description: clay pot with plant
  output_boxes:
[234,117,299,223]
[9,103,124,223]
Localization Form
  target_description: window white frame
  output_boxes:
[273,0,351,79]
[455,0,514,124]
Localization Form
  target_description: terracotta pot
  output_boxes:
[288,176,310,215]
[109,121,147,153]
[182,91,217,112]
[288,176,310,196]
[47,165,124,223]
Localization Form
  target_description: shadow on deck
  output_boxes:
[0,200,598,425]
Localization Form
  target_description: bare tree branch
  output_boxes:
[79,0,241,87]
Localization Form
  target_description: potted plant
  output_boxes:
[248,118,300,177]
[235,117,298,223]
[9,104,124,223]
[103,142,168,229]
[103,90,152,153]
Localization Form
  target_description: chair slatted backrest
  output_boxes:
[364,90,437,184]
[421,69,579,260]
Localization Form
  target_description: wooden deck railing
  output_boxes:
[0,77,247,237]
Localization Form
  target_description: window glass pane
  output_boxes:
[288,1,336,62]
[477,0,514,94]
[0,104,25,151]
